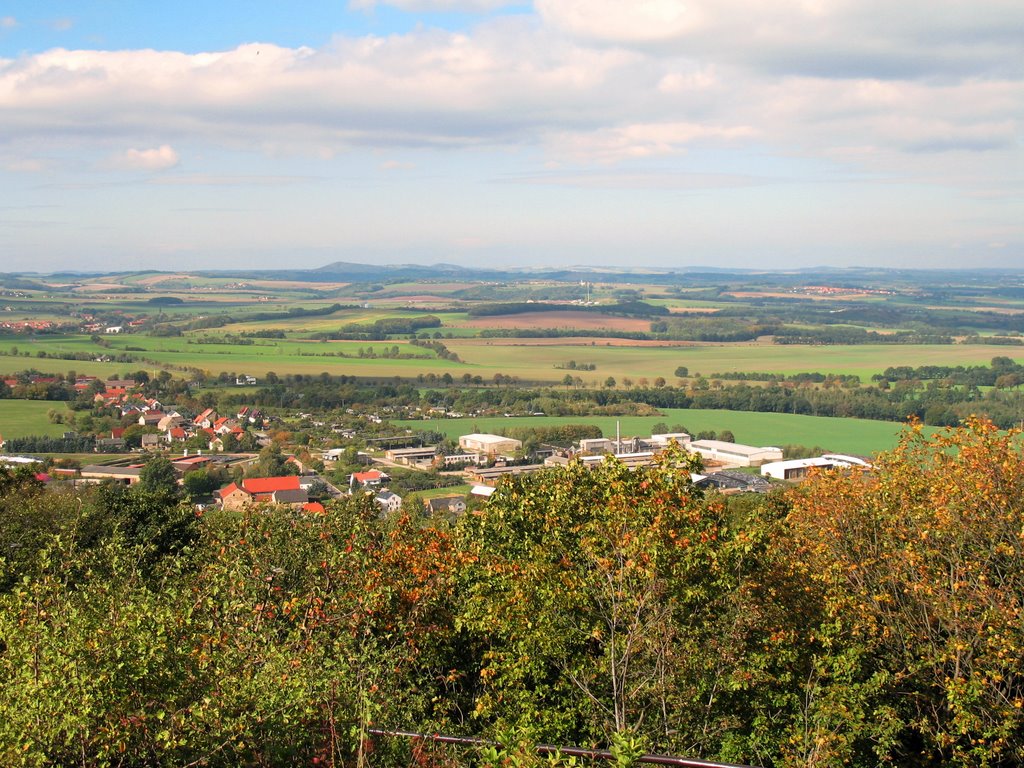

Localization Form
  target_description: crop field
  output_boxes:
[445,340,1021,384]
[394,409,910,457]
[4,270,1024,402]
[0,400,74,440]
[4,329,1019,386]
[216,307,437,334]
[450,311,654,332]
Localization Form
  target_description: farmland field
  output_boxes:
[4,330,1019,385]
[450,311,654,332]
[394,409,912,457]
[444,341,1021,384]
[0,400,74,440]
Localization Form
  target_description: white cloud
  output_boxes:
[0,5,1017,189]
[547,121,756,163]
[114,145,179,171]
[537,0,707,43]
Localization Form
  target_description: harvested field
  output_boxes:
[135,273,199,285]
[455,337,724,347]
[453,311,653,332]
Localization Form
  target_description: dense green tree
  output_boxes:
[138,455,179,498]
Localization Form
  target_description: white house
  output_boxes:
[375,490,402,514]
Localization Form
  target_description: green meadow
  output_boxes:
[0,400,75,440]
[394,408,911,457]
[3,329,1019,386]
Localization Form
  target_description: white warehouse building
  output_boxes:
[685,440,784,467]
[459,433,523,457]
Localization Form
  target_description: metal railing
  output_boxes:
[368,728,757,768]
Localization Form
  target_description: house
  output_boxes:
[424,496,467,515]
[218,476,308,510]
[140,434,162,451]
[166,426,188,442]
[104,326,123,334]
[95,437,127,452]
[235,375,258,386]
[349,469,389,489]
[194,408,218,429]
[212,417,239,434]
[138,411,165,427]
[157,413,183,431]
[374,490,402,514]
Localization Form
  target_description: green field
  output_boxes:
[395,409,913,457]
[3,331,1019,386]
[444,341,1022,384]
[0,400,75,441]
[417,484,473,499]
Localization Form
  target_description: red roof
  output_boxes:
[218,482,242,499]
[302,502,326,514]
[352,470,386,484]
[241,476,301,494]
[194,408,216,424]
[174,456,211,466]
[169,427,186,438]
[218,475,301,500]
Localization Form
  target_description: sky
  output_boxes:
[0,0,1021,273]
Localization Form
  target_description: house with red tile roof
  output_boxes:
[218,475,308,511]
[194,408,218,428]
[349,469,389,489]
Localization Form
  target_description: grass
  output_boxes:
[3,331,1020,386]
[0,400,75,440]
[394,409,912,457]
[416,484,473,499]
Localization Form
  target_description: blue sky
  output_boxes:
[0,1,1021,272]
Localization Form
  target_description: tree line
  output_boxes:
[2,422,1023,766]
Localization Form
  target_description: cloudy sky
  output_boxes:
[0,1,1021,273]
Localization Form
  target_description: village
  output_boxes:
[1,373,873,519]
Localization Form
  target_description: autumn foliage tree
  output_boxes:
[455,447,746,754]
[786,418,1024,766]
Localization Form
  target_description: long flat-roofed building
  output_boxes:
[686,440,783,467]
[761,454,871,481]
[459,433,522,457]
[385,446,439,464]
